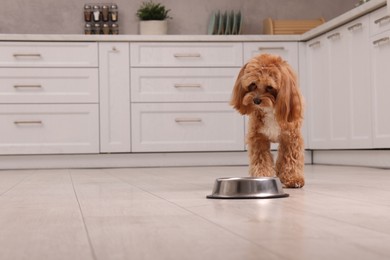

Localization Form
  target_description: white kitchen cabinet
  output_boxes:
[99,43,131,153]
[306,35,331,149]
[130,42,244,153]
[0,42,98,67]
[131,103,245,152]
[306,16,372,149]
[243,42,299,70]
[0,104,99,154]
[346,16,372,148]
[131,67,240,103]
[369,6,390,36]
[0,42,100,155]
[327,27,350,148]
[130,42,242,67]
[0,68,98,104]
[371,30,390,147]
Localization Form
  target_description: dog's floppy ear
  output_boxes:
[275,62,303,124]
[230,64,249,115]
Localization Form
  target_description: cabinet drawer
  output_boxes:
[131,103,245,152]
[131,67,240,102]
[243,42,299,70]
[370,7,390,36]
[130,42,243,67]
[0,42,98,67]
[0,104,99,154]
[0,68,98,103]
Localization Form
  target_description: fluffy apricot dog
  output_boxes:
[231,54,305,188]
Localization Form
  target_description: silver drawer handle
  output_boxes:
[173,53,201,58]
[348,23,362,31]
[373,37,390,46]
[308,41,321,48]
[174,84,202,88]
[14,120,43,125]
[374,15,390,24]
[13,53,42,58]
[14,85,42,89]
[175,118,202,123]
[327,32,341,39]
[258,47,285,51]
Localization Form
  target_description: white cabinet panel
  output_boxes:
[131,103,245,152]
[130,42,243,67]
[131,67,240,102]
[327,28,350,148]
[0,68,98,103]
[243,42,299,70]
[307,16,372,149]
[99,42,131,153]
[306,35,331,149]
[371,31,390,147]
[347,17,372,148]
[370,6,390,36]
[0,104,99,154]
[0,42,98,67]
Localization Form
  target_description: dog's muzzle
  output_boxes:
[253,97,262,105]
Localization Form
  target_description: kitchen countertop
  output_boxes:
[0,0,386,42]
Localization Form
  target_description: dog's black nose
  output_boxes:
[253,98,261,105]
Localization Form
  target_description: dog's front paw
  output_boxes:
[281,178,305,188]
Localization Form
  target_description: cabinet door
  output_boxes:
[243,42,299,71]
[371,31,390,147]
[130,42,243,67]
[346,17,372,148]
[0,42,98,67]
[0,68,98,104]
[307,16,372,149]
[327,29,350,148]
[0,104,99,155]
[99,43,131,153]
[131,103,245,152]
[131,67,239,103]
[306,35,331,149]
[369,6,390,37]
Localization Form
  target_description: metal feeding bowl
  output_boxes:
[207,177,289,199]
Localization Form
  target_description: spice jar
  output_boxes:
[111,23,119,34]
[92,5,101,22]
[84,23,92,34]
[102,23,110,34]
[102,5,110,22]
[93,23,101,34]
[84,4,92,22]
[110,4,118,22]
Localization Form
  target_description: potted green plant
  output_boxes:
[136,1,172,35]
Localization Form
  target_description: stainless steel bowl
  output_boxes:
[207,177,289,199]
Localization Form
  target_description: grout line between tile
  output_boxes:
[0,171,37,197]
[69,170,98,260]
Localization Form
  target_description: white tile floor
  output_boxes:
[0,165,389,260]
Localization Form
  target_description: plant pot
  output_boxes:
[139,20,168,35]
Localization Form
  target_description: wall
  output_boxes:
[0,0,356,35]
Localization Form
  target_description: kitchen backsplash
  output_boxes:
[0,0,356,35]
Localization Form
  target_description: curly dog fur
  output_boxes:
[231,53,305,188]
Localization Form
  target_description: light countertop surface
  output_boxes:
[0,0,386,42]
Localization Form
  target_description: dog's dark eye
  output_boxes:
[265,86,274,92]
[265,86,278,97]
[248,83,257,91]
